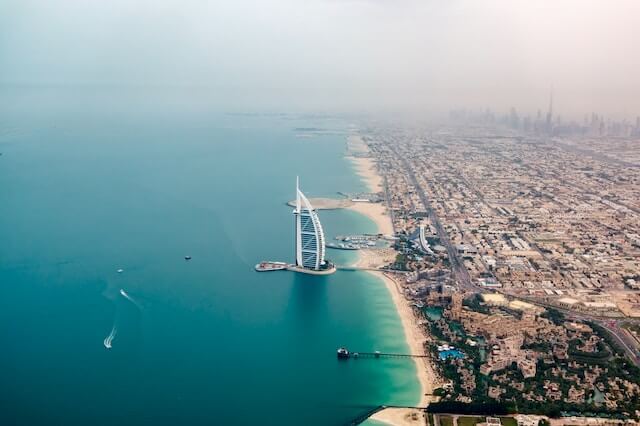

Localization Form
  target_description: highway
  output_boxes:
[397,152,474,290]
[385,146,640,366]
[509,294,640,366]
[390,147,640,366]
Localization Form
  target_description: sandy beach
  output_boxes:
[346,135,384,193]
[345,134,437,424]
[345,135,394,236]
[348,201,394,236]
[369,407,425,426]
[372,271,437,408]
[349,156,384,193]
[351,247,396,270]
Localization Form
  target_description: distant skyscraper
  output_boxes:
[294,178,327,271]
[546,88,554,134]
[509,107,520,129]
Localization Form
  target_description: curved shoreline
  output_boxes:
[345,135,435,412]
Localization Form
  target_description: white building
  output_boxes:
[294,178,328,271]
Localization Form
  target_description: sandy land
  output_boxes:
[348,156,384,193]
[348,201,394,236]
[345,135,393,235]
[344,135,438,421]
[372,271,436,408]
[346,134,369,154]
[346,134,384,193]
[352,248,396,269]
[369,407,426,426]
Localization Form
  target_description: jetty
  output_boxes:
[336,347,429,359]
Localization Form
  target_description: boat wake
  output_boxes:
[103,287,144,350]
[103,325,117,349]
[120,288,142,309]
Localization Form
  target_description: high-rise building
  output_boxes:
[293,178,328,271]
[546,89,554,135]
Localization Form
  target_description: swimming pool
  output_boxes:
[438,349,464,360]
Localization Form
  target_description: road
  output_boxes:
[514,294,640,366]
[396,152,473,290]
[604,321,640,365]
[389,145,640,366]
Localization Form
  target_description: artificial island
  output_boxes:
[255,177,336,275]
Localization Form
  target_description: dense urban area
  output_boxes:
[360,107,640,424]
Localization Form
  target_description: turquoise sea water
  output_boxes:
[0,88,419,425]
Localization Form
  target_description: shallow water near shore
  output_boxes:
[0,88,420,425]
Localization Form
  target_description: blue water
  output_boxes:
[424,306,443,321]
[0,88,420,425]
[438,350,464,360]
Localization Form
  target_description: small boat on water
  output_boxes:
[185,255,192,260]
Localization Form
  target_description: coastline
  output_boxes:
[348,201,394,236]
[345,134,435,414]
[371,271,433,407]
[345,135,394,237]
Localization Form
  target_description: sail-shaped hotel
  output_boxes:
[289,178,336,275]
[254,178,335,274]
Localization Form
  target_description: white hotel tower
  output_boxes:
[292,178,335,274]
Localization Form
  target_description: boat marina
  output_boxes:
[326,234,391,250]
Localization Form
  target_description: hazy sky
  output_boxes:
[2,0,639,117]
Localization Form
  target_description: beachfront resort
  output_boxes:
[256,178,336,275]
[335,122,640,425]
[253,125,640,426]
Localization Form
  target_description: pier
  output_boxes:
[336,347,429,359]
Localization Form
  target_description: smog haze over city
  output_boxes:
[2,0,640,117]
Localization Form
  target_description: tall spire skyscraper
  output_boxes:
[546,87,554,135]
